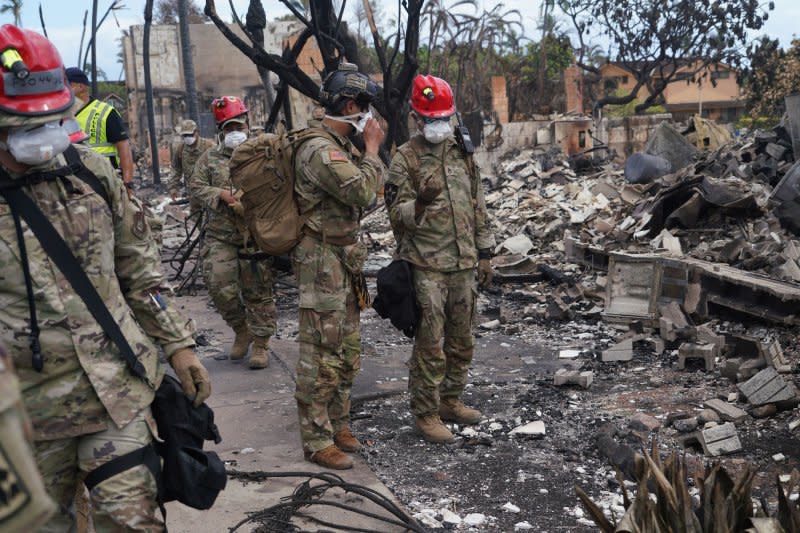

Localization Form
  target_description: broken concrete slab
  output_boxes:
[697,422,742,456]
[602,338,633,362]
[644,120,699,173]
[703,398,748,423]
[678,342,716,371]
[738,367,798,407]
[553,369,593,389]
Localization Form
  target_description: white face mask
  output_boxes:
[182,134,196,146]
[422,120,453,144]
[325,109,372,133]
[0,121,70,165]
[223,130,248,149]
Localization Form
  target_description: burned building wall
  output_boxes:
[123,21,317,149]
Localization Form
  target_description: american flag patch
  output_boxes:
[328,150,349,162]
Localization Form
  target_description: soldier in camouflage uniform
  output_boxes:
[0,25,211,531]
[190,96,275,369]
[385,75,495,444]
[293,64,385,470]
[170,119,214,207]
[0,342,56,532]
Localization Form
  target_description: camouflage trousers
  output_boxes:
[409,268,477,417]
[201,237,277,338]
[293,236,361,453]
[34,408,162,532]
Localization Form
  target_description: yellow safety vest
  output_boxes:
[75,99,119,165]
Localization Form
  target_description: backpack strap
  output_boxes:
[0,163,150,385]
[396,136,424,191]
[84,443,161,491]
[83,444,166,521]
[63,144,112,210]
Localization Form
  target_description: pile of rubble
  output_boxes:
[485,120,800,286]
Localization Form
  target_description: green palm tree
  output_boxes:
[1,0,22,26]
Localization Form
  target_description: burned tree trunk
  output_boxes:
[245,0,276,117]
[178,0,200,125]
[143,0,160,185]
[204,0,423,150]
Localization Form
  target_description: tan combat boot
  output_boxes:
[248,337,269,369]
[305,445,353,470]
[439,398,483,425]
[229,326,252,360]
[415,415,455,444]
[333,427,362,452]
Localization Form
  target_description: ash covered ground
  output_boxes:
[150,123,800,531]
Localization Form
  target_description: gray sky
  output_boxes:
[4,0,798,81]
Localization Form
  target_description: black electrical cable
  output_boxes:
[226,470,431,533]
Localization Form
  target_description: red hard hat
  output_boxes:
[0,24,73,122]
[410,75,455,118]
[211,96,248,127]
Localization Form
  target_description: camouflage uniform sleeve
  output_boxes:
[169,143,183,195]
[299,138,384,208]
[82,149,195,357]
[471,162,496,250]
[188,149,222,211]
[387,151,425,233]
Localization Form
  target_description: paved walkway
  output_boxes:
[166,294,413,532]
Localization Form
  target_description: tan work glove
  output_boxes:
[477,258,493,288]
[417,173,443,205]
[170,348,211,407]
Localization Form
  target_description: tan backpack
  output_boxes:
[229,128,331,255]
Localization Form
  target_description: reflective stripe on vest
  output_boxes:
[75,100,119,165]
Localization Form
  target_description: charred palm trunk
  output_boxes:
[178,0,200,125]
[144,0,160,184]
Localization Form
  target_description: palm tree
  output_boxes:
[1,0,23,26]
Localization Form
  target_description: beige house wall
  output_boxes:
[661,63,740,105]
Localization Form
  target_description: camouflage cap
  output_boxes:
[178,119,198,135]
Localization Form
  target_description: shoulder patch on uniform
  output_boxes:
[0,442,31,522]
[132,209,148,239]
[328,150,349,162]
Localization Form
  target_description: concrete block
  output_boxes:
[764,340,792,373]
[696,323,725,350]
[659,317,677,341]
[703,398,747,423]
[678,342,716,371]
[602,338,633,362]
[738,367,797,407]
[698,422,742,456]
[553,369,593,389]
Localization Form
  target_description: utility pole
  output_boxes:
[144,0,160,184]
[178,0,200,125]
